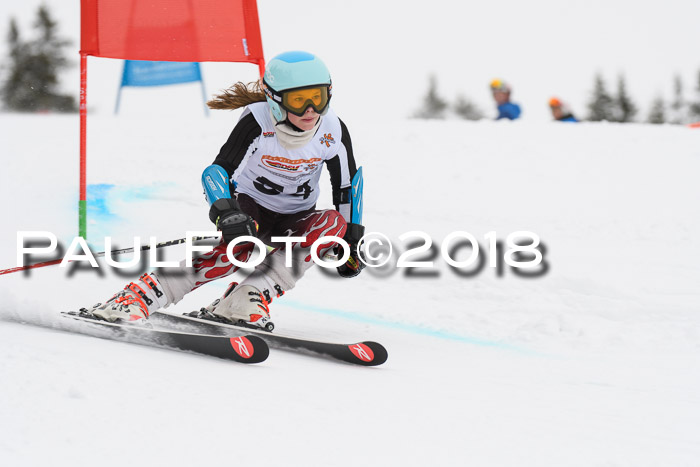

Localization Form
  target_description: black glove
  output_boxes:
[209,198,257,243]
[337,222,365,278]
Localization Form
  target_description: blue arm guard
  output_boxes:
[201,164,232,206]
[351,167,363,225]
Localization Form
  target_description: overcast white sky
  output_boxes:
[1,0,699,121]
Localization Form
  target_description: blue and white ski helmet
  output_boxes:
[262,51,332,123]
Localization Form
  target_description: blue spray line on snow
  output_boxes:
[84,183,165,249]
[279,299,527,353]
[87,183,164,222]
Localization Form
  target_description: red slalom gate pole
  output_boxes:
[0,259,64,276]
[79,52,88,239]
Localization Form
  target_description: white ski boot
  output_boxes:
[89,273,168,323]
[206,283,274,331]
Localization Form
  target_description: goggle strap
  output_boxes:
[262,79,283,104]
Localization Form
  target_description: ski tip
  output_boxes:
[348,341,388,366]
[229,334,270,364]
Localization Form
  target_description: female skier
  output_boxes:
[86,51,365,329]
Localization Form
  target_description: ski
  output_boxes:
[151,311,388,367]
[60,310,269,364]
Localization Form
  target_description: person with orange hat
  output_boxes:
[490,79,521,120]
[548,97,578,122]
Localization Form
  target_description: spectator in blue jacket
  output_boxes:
[490,79,521,120]
[549,97,578,122]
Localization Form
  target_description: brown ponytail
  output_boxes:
[207,80,266,110]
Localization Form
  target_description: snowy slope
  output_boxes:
[1,112,699,466]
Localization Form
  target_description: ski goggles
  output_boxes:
[263,80,332,116]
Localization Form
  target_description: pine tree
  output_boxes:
[689,70,700,122]
[413,75,447,119]
[647,96,666,124]
[614,74,637,123]
[453,94,484,121]
[669,75,685,124]
[2,18,29,110]
[1,5,76,112]
[587,74,615,122]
